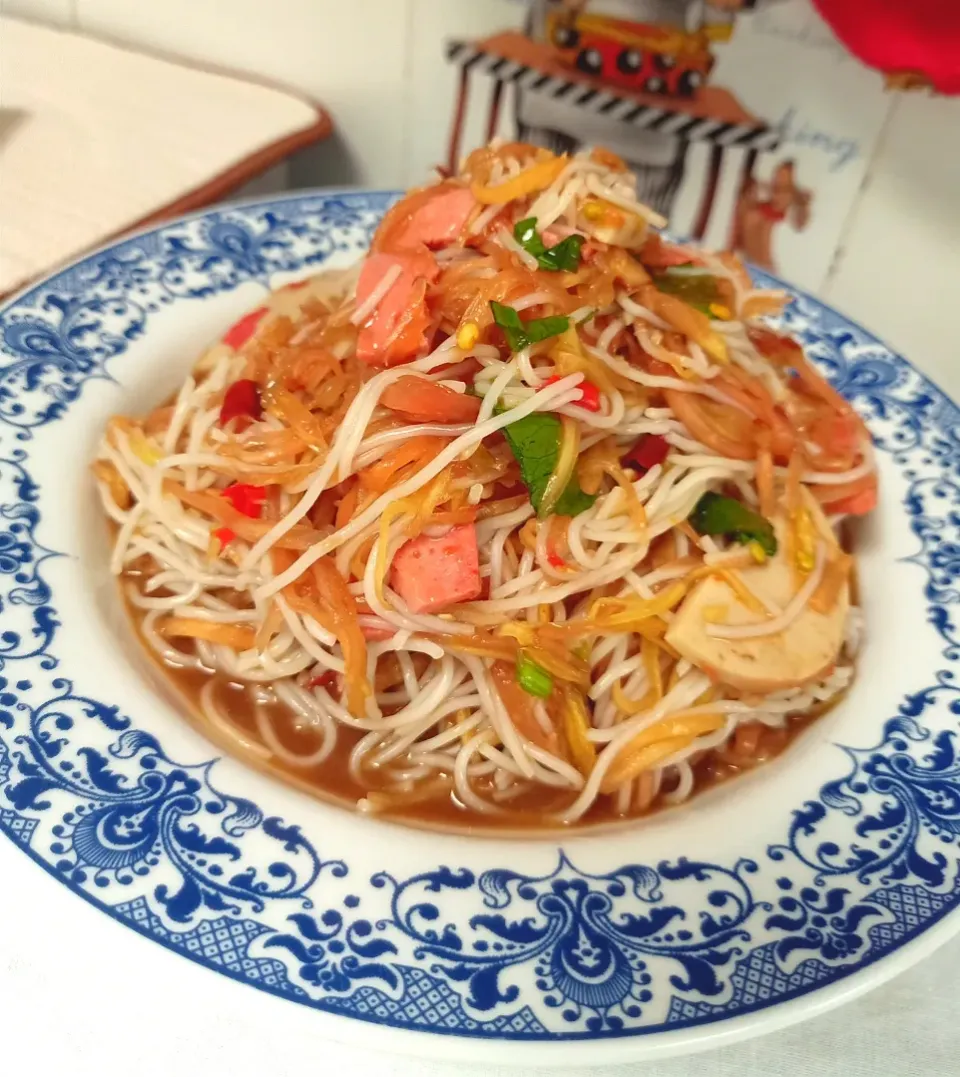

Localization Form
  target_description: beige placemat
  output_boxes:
[0,17,331,295]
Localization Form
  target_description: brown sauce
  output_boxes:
[128,600,843,835]
[119,524,857,835]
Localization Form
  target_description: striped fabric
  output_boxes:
[446,40,781,152]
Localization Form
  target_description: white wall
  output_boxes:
[6,0,960,381]
[824,93,960,378]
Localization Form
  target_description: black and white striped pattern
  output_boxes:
[446,40,781,152]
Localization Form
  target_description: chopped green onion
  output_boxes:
[689,492,778,557]
[514,216,585,272]
[490,301,569,353]
[516,652,554,698]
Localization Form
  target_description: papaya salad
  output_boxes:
[93,142,875,827]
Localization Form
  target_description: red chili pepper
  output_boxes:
[541,375,602,413]
[222,483,267,518]
[576,381,601,412]
[307,670,337,690]
[547,551,567,569]
[212,526,236,549]
[219,379,262,426]
[223,306,268,350]
[622,434,670,473]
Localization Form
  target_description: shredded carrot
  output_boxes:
[561,687,597,777]
[809,550,852,614]
[540,584,686,642]
[92,460,131,509]
[255,602,285,651]
[336,480,360,529]
[429,631,519,665]
[349,532,378,583]
[261,383,328,452]
[163,480,322,550]
[358,436,446,492]
[311,557,371,718]
[640,285,728,364]
[471,154,567,204]
[425,506,478,528]
[161,618,256,651]
[143,404,175,437]
[605,462,647,534]
[601,712,725,793]
[601,736,691,794]
[613,637,664,716]
[756,440,775,519]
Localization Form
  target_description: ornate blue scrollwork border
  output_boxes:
[1,192,959,1043]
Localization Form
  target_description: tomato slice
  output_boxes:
[805,410,863,467]
[380,376,481,424]
[813,473,878,516]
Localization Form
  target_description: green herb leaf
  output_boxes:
[516,652,553,698]
[526,314,571,343]
[513,216,585,272]
[653,268,720,317]
[497,408,596,520]
[689,492,778,556]
[514,217,541,251]
[490,301,569,353]
[553,482,597,517]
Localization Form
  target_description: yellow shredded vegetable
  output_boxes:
[605,462,647,535]
[374,469,452,601]
[551,327,616,393]
[471,155,567,205]
[601,711,726,793]
[602,735,692,794]
[540,415,580,517]
[161,618,257,651]
[129,430,162,465]
[645,288,729,364]
[583,583,687,634]
[262,382,328,453]
[561,687,597,777]
[793,505,817,573]
[612,637,664,716]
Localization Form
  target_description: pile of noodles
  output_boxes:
[94,142,872,824]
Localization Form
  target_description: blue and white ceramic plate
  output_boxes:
[1,191,958,1067]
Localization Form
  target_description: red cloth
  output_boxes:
[811,0,960,94]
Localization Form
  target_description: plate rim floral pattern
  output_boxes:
[2,188,959,1061]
